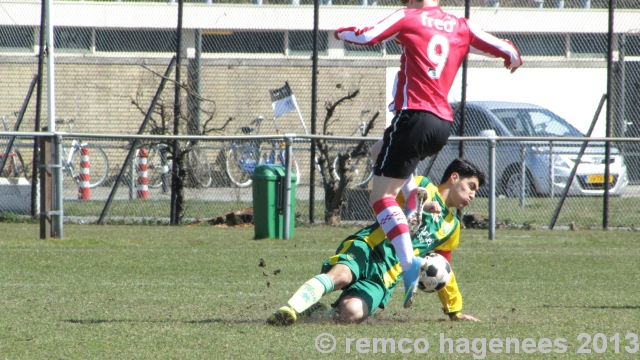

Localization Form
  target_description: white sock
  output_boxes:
[401,174,416,202]
[392,234,414,271]
[373,197,413,271]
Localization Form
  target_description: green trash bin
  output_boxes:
[252,164,297,239]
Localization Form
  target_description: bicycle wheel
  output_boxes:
[1,151,26,180]
[187,146,213,188]
[70,144,109,188]
[14,151,28,179]
[146,146,169,189]
[332,150,374,187]
[225,141,260,188]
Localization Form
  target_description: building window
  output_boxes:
[0,26,33,52]
[570,33,606,57]
[345,42,382,57]
[288,31,328,55]
[386,40,402,55]
[203,31,284,54]
[495,33,565,57]
[96,29,176,53]
[55,27,92,53]
[622,34,640,57]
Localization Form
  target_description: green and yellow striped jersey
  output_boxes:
[343,175,463,314]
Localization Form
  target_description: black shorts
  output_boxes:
[373,110,451,179]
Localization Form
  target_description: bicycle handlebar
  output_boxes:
[55,118,76,125]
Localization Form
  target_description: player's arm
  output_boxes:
[423,201,442,214]
[436,267,462,316]
[435,268,478,321]
[466,20,523,73]
[334,9,405,46]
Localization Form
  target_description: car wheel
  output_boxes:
[502,170,535,198]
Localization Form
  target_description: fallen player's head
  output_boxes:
[439,158,486,209]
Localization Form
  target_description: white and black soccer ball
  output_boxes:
[417,253,452,293]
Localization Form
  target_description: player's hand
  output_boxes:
[423,201,442,214]
[503,39,523,73]
[506,58,523,73]
[334,27,357,40]
[451,313,480,322]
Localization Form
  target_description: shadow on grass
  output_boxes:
[63,318,265,325]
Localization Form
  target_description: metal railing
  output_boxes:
[3,130,640,239]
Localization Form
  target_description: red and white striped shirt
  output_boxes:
[335,6,522,121]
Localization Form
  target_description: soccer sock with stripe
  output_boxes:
[287,274,335,314]
[373,197,413,271]
[401,174,419,216]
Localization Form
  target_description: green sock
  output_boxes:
[287,274,334,314]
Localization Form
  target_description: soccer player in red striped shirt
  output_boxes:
[335,0,522,309]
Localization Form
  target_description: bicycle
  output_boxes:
[330,110,375,187]
[145,142,214,190]
[225,116,300,188]
[0,113,28,180]
[57,118,110,188]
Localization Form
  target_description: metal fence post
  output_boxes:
[488,137,496,240]
[39,134,52,239]
[549,141,554,198]
[283,134,295,240]
[53,134,63,238]
[129,152,135,200]
[520,145,526,208]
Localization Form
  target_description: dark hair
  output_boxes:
[400,0,424,5]
[439,158,486,187]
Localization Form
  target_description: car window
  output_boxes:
[491,109,532,136]
[452,108,495,136]
[529,110,577,136]
[492,108,583,137]
[466,109,495,136]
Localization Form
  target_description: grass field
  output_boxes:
[1,223,639,359]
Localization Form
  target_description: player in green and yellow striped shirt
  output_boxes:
[267,158,485,325]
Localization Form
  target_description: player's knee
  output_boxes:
[337,297,369,324]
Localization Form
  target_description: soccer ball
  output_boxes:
[417,253,452,293]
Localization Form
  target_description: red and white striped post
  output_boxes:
[78,146,91,200]
[137,148,149,199]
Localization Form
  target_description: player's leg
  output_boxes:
[370,111,451,308]
[332,278,387,324]
[371,139,425,234]
[284,263,353,315]
[265,273,334,326]
[267,240,367,326]
[369,111,425,308]
[335,296,369,323]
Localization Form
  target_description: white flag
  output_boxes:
[270,82,298,118]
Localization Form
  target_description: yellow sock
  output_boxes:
[287,277,326,314]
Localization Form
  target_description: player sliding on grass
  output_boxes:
[267,158,485,325]
[335,0,522,308]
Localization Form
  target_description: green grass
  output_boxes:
[63,199,326,223]
[1,224,639,358]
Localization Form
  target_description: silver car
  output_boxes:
[421,101,628,197]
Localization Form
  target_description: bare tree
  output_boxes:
[131,68,231,223]
[316,88,379,226]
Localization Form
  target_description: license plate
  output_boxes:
[586,174,613,184]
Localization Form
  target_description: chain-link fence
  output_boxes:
[1,0,640,231]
